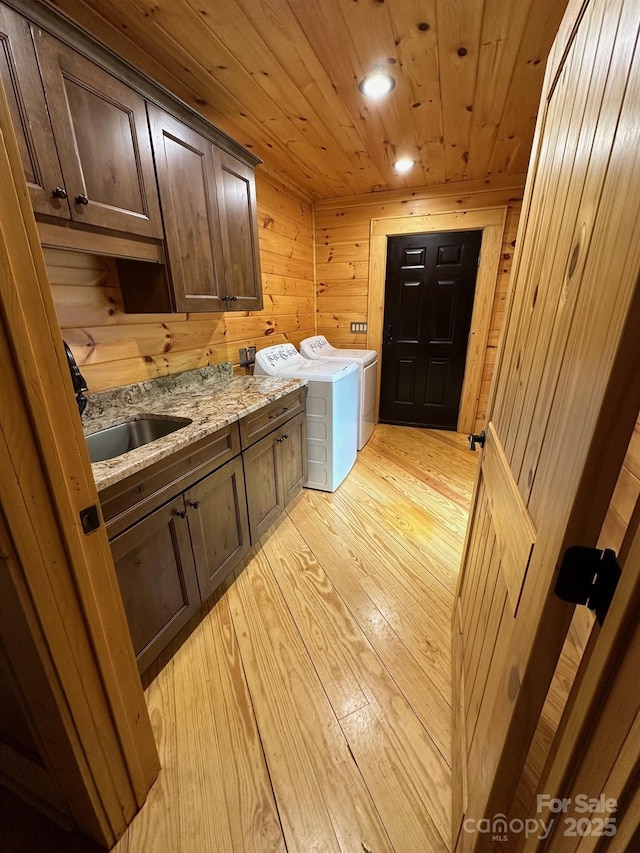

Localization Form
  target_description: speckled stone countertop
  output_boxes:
[84,364,306,492]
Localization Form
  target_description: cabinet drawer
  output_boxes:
[239,387,306,449]
[101,422,240,537]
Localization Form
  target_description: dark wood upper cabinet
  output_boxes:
[0,6,69,218]
[148,104,225,312]
[31,30,163,238]
[214,146,263,311]
[1,0,263,312]
[148,106,263,313]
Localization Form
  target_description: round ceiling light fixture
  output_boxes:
[393,158,415,174]
[358,72,396,98]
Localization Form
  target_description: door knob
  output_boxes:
[385,323,393,342]
[75,193,89,205]
[173,508,187,519]
[51,186,67,199]
[468,430,486,451]
[188,500,200,509]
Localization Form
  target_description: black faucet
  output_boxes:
[63,340,88,417]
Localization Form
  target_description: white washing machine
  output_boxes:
[299,335,378,450]
[254,343,359,492]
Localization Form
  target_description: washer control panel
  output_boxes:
[300,335,331,359]
[255,343,304,373]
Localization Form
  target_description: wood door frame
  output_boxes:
[0,74,159,844]
[366,207,507,434]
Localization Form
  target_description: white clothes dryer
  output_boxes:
[254,343,359,492]
[299,335,378,450]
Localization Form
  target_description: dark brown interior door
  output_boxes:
[379,230,481,429]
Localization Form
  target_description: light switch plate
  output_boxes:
[350,322,368,334]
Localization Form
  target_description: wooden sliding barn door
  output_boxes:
[452,0,640,850]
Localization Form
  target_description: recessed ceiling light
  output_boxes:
[394,158,415,173]
[359,72,395,98]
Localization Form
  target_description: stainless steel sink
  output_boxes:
[85,415,192,463]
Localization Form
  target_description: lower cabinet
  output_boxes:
[102,390,307,675]
[186,456,249,600]
[109,494,200,675]
[243,411,307,542]
[109,456,249,672]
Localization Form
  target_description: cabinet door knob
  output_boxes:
[173,509,187,519]
[75,193,89,205]
[229,295,238,302]
[51,186,68,199]
[221,295,229,303]
[188,500,200,509]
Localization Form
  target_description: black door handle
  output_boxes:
[385,323,393,343]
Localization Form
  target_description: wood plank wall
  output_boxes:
[53,173,314,391]
[313,175,525,431]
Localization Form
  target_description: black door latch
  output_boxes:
[468,430,486,451]
[555,545,621,625]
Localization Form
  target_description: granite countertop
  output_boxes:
[84,364,306,492]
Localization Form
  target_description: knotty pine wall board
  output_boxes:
[53,174,315,392]
[314,176,524,431]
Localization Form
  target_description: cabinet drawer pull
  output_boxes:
[75,193,89,205]
[173,509,187,519]
[269,407,289,420]
[188,500,200,509]
[51,186,68,199]
[276,433,289,443]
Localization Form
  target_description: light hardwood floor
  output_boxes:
[0,425,477,852]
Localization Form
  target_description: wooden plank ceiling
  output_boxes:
[48,0,569,200]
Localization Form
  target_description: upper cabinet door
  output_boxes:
[32,31,162,238]
[148,104,225,312]
[0,8,69,219]
[214,147,263,311]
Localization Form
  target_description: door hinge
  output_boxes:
[555,546,621,625]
